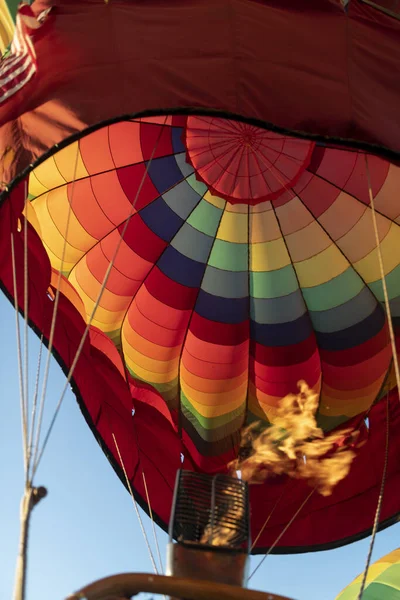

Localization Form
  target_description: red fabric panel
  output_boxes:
[250,394,400,552]
[0,0,399,182]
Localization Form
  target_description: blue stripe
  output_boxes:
[157,246,206,287]
[172,127,185,154]
[147,155,185,195]
[196,290,248,324]
[140,197,184,242]
[250,312,313,347]
[315,304,385,350]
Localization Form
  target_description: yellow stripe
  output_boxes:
[41,240,77,274]
[32,188,97,268]
[295,244,349,287]
[250,238,290,272]
[122,327,182,361]
[29,171,49,198]
[24,202,42,238]
[30,157,68,193]
[53,142,89,182]
[350,563,391,586]
[217,209,248,243]
[68,270,129,327]
[203,190,225,209]
[225,202,248,214]
[50,270,86,323]
[0,0,14,53]
[181,379,247,417]
[353,223,400,283]
[126,358,177,385]
[123,336,180,374]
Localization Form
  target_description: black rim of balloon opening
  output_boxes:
[1,107,400,556]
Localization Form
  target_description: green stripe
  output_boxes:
[364,581,400,599]
[374,564,400,590]
[127,366,179,405]
[369,265,400,301]
[6,0,19,20]
[250,265,298,299]
[302,267,364,311]
[186,173,208,196]
[181,391,245,433]
[208,239,248,271]
[186,199,223,236]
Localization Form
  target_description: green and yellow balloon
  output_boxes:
[336,549,400,600]
[0,0,19,53]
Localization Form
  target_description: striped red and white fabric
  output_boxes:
[0,3,50,105]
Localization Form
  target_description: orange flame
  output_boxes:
[200,382,361,547]
[230,381,360,496]
[200,484,244,547]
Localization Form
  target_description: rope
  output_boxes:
[365,156,400,400]
[355,159,395,599]
[31,143,81,475]
[356,396,390,600]
[142,471,164,573]
[32,116,167,476]
[112,433,159,576]
[27,334,43,481]
[23,182,29,484]
[248,487,315,581]
[251,484,289,551]
[10,231,29,476]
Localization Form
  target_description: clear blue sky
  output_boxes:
[1,293,399,600]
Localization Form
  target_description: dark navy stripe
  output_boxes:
[140,197,184,242]
[172,127,185,154]
[315,303,386,350]
[146,155,186,195]
[157,246,206,288]
[196,290,248,324]
[250,312,313,347]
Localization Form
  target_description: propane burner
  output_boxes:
[167,470,250,597]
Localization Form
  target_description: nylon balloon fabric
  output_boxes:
[1,0,400,183]
[1,114,400,553]
[336,548,400,599]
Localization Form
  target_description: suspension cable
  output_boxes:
[365,156,400,400]
[32,117,167,477]
[142,470,164,574]
[354,157,396,599]
[251,484,290,551]
[248,488,315,581]
[27,334,43,481]
[356,396,390,600]
[10,231,29,476]
[30,143,81,475]
[23,181,29,484]
[112,433,159,576]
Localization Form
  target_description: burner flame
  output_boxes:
[230,381,361,497]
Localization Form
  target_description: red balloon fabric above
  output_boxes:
[0,0,400,183]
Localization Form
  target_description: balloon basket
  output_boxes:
[166,470,250,598]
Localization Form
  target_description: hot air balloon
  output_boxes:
[336,548,400,600]
[1,3,400,598]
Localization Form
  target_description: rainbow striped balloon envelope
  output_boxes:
[1,113,400,552]
[336,548,400,599]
